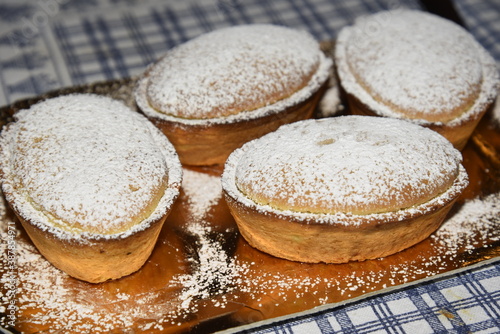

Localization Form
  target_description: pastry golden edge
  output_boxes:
[134,54,332,166]
[15,212,168,283]
[0,128,183,284]
[222,151,469,264]
[345,91,494,152]
[334,27,499,151]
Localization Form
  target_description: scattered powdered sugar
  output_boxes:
[0,193,182,333]
[316,58,345,118]
[229,116,464,216]
[0,94,182,237]
[431,192,500,255]
[170,168,249,314]
[335,9,499,126]
[317,80,344,118]
[11,245,95,328]
[223,193,499,308]
[145,24,321,119]
[172,222,248,312]
[1,167,498,332]
[181,168,223,221]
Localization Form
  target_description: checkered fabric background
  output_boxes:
[454,0,500,69]
[0,0,426,105]
[0,0,498,333]
[229,261,500,334]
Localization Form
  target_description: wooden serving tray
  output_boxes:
[0,62,499,333]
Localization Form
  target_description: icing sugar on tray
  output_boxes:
[0,80,498,333]
[1,162,498,333]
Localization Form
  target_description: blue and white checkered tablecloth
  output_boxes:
[0,0,498,333]
[224,260,500,334]
[1,0,427,105]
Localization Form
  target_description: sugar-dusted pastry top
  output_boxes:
[0,94,182,237]
[336,10,499,124]
[228,116,465,216]
[139,24,332,121]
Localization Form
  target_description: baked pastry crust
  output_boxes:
[135,24,332,166]
[335,10,499,150]
[0,94,182,283]
[222,116,469,263]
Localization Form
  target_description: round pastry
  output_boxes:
[0,94,182,283]
[335,10,499,150]
[222,116,469,263]
[135,24,332,166]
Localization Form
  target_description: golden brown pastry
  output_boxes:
[222,116,468,263]
[135,24,332,166]
[335,10,499,150]
[0,94,182,283]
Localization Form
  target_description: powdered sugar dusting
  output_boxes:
[182,168,222,221]
[135,26,332,126]
[145,24,321,119]
[172,222,247,312]
[336,9,499,126]
[230,116,464,216]
[0,168,498,332]
[0,194,179,333]
[432,192,500,255]
[345,10,481,120]
[170,168,246,314]
[0,94,182,237]
[144,183,500,321]
[317,81,344,118]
